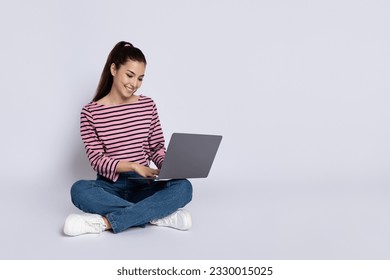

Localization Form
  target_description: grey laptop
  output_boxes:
[130,133,222,181]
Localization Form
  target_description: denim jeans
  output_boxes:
[70,172,193,233]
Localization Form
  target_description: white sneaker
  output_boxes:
[63,213,106,236]
[150,209,192,230]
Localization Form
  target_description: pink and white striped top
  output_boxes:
[80,95,166,182]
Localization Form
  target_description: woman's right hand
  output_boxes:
[116,161,160,178]
[132,163,160,178]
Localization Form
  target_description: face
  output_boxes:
[110,59,146,100]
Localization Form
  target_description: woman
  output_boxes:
[63,41,193,236]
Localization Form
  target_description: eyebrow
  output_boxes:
[126,70,144,77]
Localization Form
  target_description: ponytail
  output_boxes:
[93,41,147,102]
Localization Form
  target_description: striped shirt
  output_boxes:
[80,95,165,182]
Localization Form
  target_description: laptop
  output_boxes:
[129,133,222,181]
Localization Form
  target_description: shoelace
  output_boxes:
[161,211,179,224]
[86,219,106,232]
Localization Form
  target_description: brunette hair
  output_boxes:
[93,41,147,102]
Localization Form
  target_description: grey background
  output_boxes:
[0,0,389,259]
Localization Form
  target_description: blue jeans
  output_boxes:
[70,172,193,233]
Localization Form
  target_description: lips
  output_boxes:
[125,86,135,93]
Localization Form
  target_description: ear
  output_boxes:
[110,63,117,76]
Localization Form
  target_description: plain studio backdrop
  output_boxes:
[0,0,389,259]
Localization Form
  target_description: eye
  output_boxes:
[138,78,144,82]
[126,74,133,78]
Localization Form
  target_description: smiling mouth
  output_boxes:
[126,86,135,92]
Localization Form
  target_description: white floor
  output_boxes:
[1,177,390,260]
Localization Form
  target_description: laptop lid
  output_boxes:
[158,133,222,180]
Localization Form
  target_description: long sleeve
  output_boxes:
[148,103,166,169]
[80,107,120,181]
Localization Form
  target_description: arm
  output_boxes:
[148,103,166,168]
[81,107,120,181]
